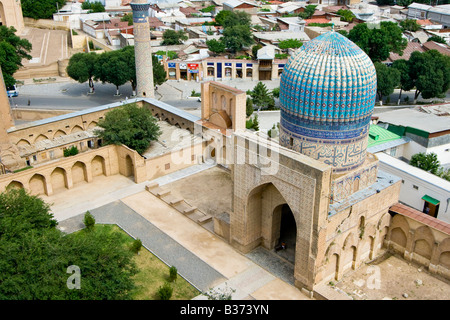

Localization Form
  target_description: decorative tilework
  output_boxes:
[279,31,377,172]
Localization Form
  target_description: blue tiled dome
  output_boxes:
[279,31,377,172]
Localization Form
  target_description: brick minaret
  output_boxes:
[130,0,155,98]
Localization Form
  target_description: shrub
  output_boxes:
[83,211,96,230]
[63,146,79,157]
[169,266,178,282]
[157,282,173,300]
[130,238,142,254]
[246,98,254,117]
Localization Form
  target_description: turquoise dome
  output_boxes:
[279,31,377,172]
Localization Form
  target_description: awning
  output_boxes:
[422,195,440,206]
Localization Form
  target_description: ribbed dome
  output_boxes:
[278,31,377,173]
[280,31,376,124]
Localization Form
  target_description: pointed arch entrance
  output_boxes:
[245,182,298,263]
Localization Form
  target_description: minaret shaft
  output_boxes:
[131,0,154,98]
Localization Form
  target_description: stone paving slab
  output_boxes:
[245,246,295,286]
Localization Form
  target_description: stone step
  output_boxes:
[156,189,171,198]
[198,214,212,224]
[145,182,160,190]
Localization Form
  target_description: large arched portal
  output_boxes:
[246,183,298,257]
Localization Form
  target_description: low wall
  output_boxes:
[0,145,120,196]
[12,108,73,122]
[13,59,70,79]
[386,203,450,280]
[24,17,70,31]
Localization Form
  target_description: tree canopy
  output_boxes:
[219,11,254,54]
[206,39,226,56]
[278,39,303,50]
[66,52,98,93]
[400,19,421,32]
[0,188,138,300]
[348,22,407,62]
[410,152,440,175]
[95,102,162,154]
[408,49,450,100]
[374,62,401,102]
[337,9,355,23]
[161,30,188,45]
[81,1,106,13]
[391,59,412,103]
[249,82,275,110]
[21,0,66,20]
[67,46,167,95]
[427,35,447,44]
[0,26,32,88]
[298,5,317,19]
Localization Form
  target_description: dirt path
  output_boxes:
[333,251,450,300]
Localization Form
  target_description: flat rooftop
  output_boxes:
[376,109,450,134]
[142,121,204,159]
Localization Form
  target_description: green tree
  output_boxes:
[161,30,188,45]
[152,55,167,86]
[0,188,138,300]
[348,22,407,62]
[94,103,162,154]
[427,35,447,44]
[82,1,106,13]
[410,152,440,175]
[222,24,254,54]
[66,52,98,93]
[0,26,32,88]
[408,50,450,101]
[157,282,173,300]
[272,87,280,98]
[21,0,66,20]
[252,44,262,59]
[94,50,129,95]
[392,59,413,104]
[215,10,232,26]
[222,11,251,28]
[374,62,401,103]
[218,11,254,54]
[130,238,143,254]
[337,9,355,22]
[246,97,254,117]
[376,0,395,5]
[278,39,303,51]
[120,46,137,95]
[400,19,420,32]
[299,5,317,19]
[83,211,96,230]
[169,266,178,282]
[206,39,226,56]
[249,82,275,110]
[121,13,134,26]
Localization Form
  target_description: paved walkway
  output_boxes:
[53,164,310,300]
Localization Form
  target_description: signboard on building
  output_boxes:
[179,63,187,69]
[188,63,199,73]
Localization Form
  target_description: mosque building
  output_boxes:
[0,0,448,298]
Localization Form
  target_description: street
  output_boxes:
[9,79,449,132]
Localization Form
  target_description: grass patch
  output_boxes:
[75,224,200,300]
[13,165,33,173]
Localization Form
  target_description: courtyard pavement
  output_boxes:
[54,164,311,300]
